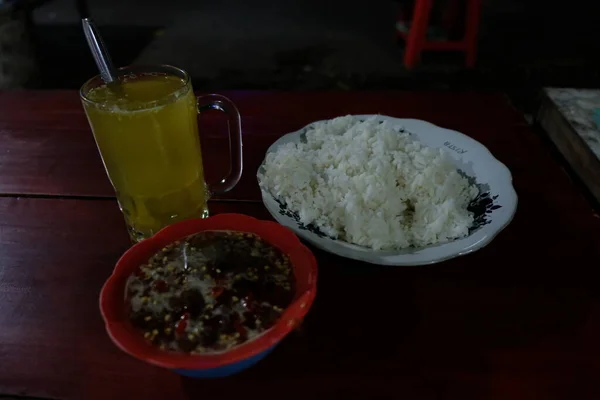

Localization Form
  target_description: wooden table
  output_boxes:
[1,91,600,400]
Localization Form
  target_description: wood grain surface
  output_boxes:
[1,195,600,400]
[0,91,524,200]
[1,91,599,400]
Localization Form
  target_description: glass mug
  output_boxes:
[80,65,242,242]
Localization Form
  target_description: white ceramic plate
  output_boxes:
[257,115,517,266]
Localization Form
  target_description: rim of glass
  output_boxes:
[79,64,191,107]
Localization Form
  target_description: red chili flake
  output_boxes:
[175,312,190,335]
[233,320,247,340]
[233,320,246,334]
[216,278,227,286]
[153,280,168,293]
[212,287,224,298]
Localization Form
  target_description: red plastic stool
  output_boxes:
[396,0,481,69]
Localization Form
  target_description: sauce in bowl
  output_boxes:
[126,231,295,353]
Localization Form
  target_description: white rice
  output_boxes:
[258,116,479,250]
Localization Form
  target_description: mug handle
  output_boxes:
[197,94,243,194]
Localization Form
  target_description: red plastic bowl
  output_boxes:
[99,214,318,372]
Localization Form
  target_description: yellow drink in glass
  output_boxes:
[81,66,242,242]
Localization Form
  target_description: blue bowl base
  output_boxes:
[173,346,275,378]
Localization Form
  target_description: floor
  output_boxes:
[21,0,600,114]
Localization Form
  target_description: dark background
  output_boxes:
[9,0,600,113]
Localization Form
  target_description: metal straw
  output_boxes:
[82,18,121,90]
